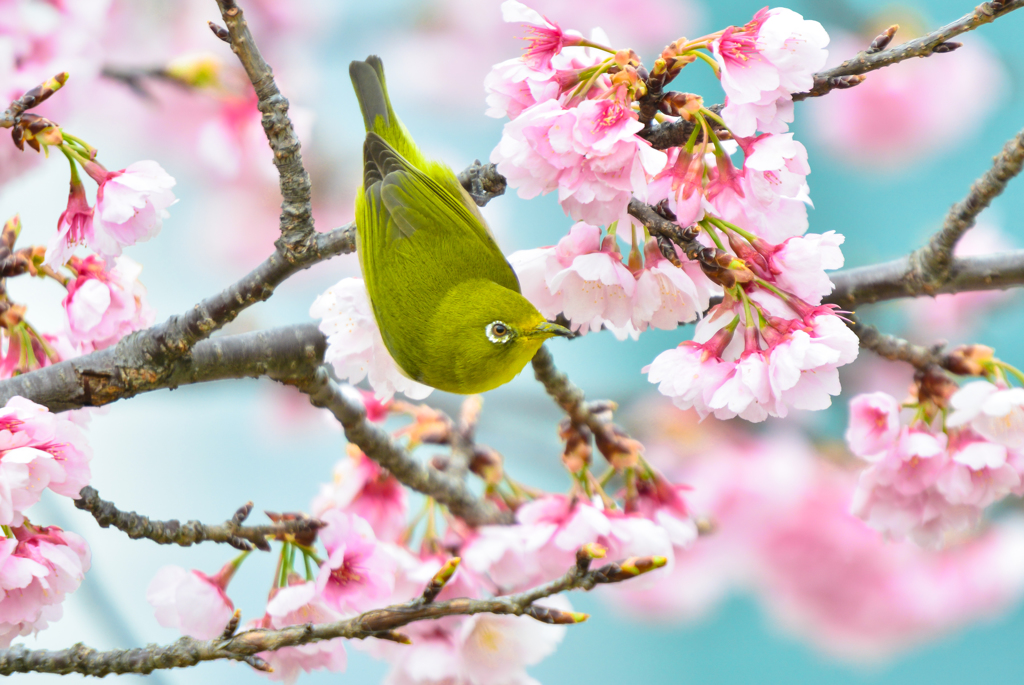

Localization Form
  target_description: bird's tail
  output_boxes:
[349,56,423,168]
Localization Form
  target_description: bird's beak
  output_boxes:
[532,321,573,338]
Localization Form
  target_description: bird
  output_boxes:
[350,56,571,394]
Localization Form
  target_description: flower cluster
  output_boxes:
[0,396,92,526]
[609,401,1024,659]
[848,382,1024,548]
[0,523,91,647]
[509,221,713,338]
[46,159,176,268]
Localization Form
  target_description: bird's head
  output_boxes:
[425,280,571,394]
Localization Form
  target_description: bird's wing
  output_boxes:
[364,133,508,258]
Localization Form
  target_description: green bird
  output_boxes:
[350,56,571,394]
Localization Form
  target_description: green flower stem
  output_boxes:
[686,49,721,77]
[699,220,726,251]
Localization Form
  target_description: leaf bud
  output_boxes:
[421,557,460,603]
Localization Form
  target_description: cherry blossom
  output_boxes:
[311,277,433,402]
[315,510,396,613]
[147,563,236,640]
[491,98,666,227]
[510,223,711,338]
[845,392,902,459]
[0,523,90,647]
[376,594,572,685]
[62,255,154,350]
[848,391,1024,547]
[711,7,829,136]
[501,0,584,71]
[251,580,347,684]
[947,381,1024,449]
[0,396,92,526]
[53,160,176,265]
[311,445,408,543]
[45,175,95,269]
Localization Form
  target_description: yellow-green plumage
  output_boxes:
[350,56,570,394]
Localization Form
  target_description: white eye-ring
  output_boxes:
[486,321,513,343]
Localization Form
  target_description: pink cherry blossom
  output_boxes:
[645,147,708,227]
[484,57,561,120]
[311,446,408,543]
[315,510,396,613]
[62,255,154,350]
[631,239,713,331]
[654,301,858,423]
[615,413,1024,659]
[845,392,902,459]
[462,521,557,591]
[766,231,844,304]
[51,160,176,265]
[45,176,95,268]
[0,396,92,526]
[147,563,235,640]
[938,439,1019,508]
[0,524,90,647]
[711,7,829,136]
[491,98,666,227]
[311,277,433,402]
[501,0,584,71]
[511,223,709,338]
[947,381,1024,449]
[252,580,347,684]
[644,335,735,419]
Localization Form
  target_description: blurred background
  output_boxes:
[4,0,1024,682]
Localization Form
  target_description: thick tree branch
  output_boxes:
[213,0,314,255]
[0,551,659,676]
[74,487,324,552]
[294,368,513,526]
[0,227,354,411]
[793,0,1023,100]
[827,251,1024,309]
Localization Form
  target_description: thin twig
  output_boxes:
[0,550,659,676]
[0,73,68,129]
[294,368,512,526]
[910,126,1024,286]
[793,0,1024,100]
[638,103,726,151]
[214,0,314,255]
[846,315,949,371]
[74,487,324,552]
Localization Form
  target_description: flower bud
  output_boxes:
[944,344,994,377]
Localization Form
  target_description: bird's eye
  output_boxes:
[486,321,513,344]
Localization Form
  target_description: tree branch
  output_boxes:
[910,126,1024,286]
[793,0,1023,100]
[827,251,1024,309]
[293,368,512,526]
[0,226,354,411]
[213,0,314,255]
[846,315,950,371]
[74,487,324,552]
[0,550,659,676]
